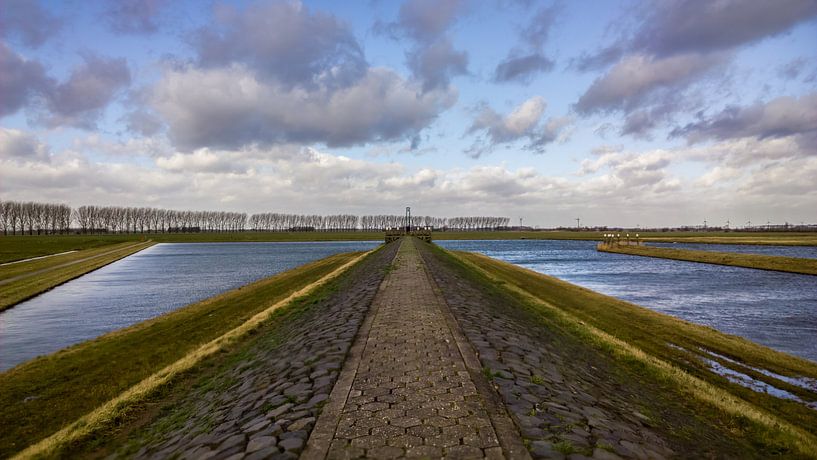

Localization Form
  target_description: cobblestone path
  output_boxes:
[305,238,527,459]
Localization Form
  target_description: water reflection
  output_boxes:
[437,240,817,363]
[0,241,378,371]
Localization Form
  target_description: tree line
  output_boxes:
[0,200,509,235]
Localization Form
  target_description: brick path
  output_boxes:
[305,238,527,459]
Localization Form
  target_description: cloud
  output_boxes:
[152,65,455,150]
[3,137,815,227]
[156,149,249,174]
[192,0,366,88]
[0,128,50,161]
[0,0,61,48]
[470,96,546,143]
[466,96,571,157]
[0,42,51,117]
[671,93,817,143]
[493,53,554,83]
[778,58,808,80]
[1,44,131,128]
[383,0,468,90]
[572,0,817,137]
[145,1,458,150]
[571,45,624,72]
[106,0,168,34]
[529,116,573,150]
[406,37,468,92]
[575,52,726,114]
[394,0,465,41]
[122,110,164,136]
[42,54,132,129]
[493,4,559,83]
[632,0,817,57]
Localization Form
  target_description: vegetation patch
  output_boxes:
[599,243,817,276]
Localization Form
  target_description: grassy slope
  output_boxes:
[443,247,817,456]
[0,235,140,263]
[0,251,362,458]
[0,242,154,312]
[599,244,817,276]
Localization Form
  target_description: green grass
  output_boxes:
[0,242,155,311]
[0,251,362,458]
[433,246,817,457]
[0,235,141,263]
[599,243,817,276]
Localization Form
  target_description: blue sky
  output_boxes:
[1,0,816,227]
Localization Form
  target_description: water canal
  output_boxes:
[0,241,378,371]
[438,240,817,363]
[2,239,815,371]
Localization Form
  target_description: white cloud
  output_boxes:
[153,65,456,150]
[0,128,49,161]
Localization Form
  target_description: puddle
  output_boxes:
[666,343,817,410]
[703,348,817,394]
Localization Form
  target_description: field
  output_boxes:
[0,250,366,458]
[599,243,817,276]
[444,246,817,456]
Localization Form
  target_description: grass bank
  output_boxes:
[0,235,140,263]
[441,247,817,457]
[0,241,155,312]
[0,250,368,458]
[599,243,817,276]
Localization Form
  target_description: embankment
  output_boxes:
[0,247,384,459]
[0,241,155,311]
[598,243,817,276]
[423,244,817,458]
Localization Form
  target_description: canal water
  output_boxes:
[437,240,817,363]
[2,239,815,371]
[0,241,378,371]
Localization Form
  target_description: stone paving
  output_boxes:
[416,243,677,460]
[305,238,527,459]
[114,243,398,460]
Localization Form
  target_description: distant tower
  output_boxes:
[575,217,581,230]
[405,207,411,233]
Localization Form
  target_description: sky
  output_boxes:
[1,0,816,228]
